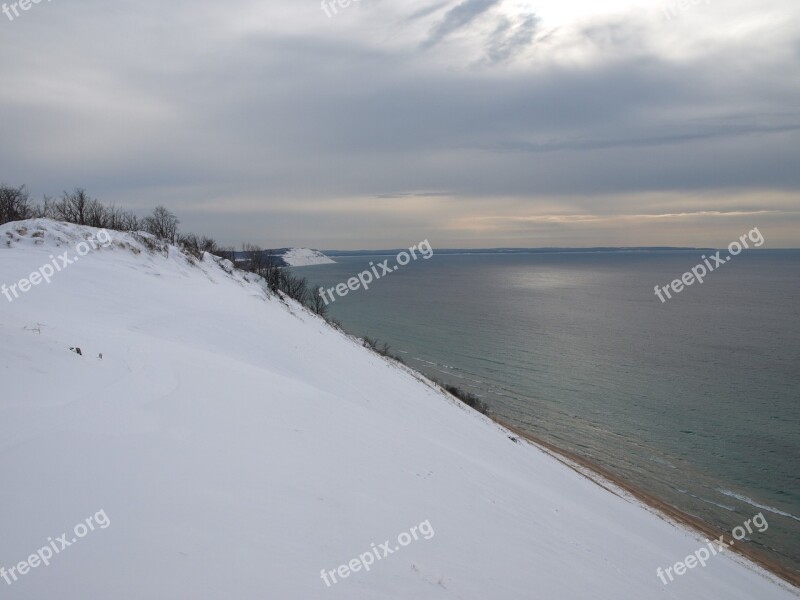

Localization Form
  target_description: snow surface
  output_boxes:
[0,219,796,599]
[281,247,335,266]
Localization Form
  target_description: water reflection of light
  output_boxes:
[512,269,580,290]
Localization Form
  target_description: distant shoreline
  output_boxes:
[492,417,800,590]
[322,247,799,256]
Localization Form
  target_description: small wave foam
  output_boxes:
[717,489,800,522]
[688,493,736,512]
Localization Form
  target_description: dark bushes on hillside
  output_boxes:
[0,182,331,319]
[178,233,219,259]
[362,337,405,364]
[443,384,490,415]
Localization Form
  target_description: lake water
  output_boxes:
[294,249,800,575]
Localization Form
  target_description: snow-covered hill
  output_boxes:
[281,247,334,266]
[0,219,796,599]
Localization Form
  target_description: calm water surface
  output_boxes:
[295,250,800,574]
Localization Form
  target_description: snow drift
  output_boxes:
[0,219,796,599]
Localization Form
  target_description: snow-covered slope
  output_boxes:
[0,219,796,599]
[281,247,334,266]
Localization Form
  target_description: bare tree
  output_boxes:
[38,195,55,219]
[178,233,219,258]
[104,205,140,231]
[216,246,237,263]
[260,248,283,290]
[51,188,94,225]
[279,272,309,304]
[198,236,218,254]
[2,184,143,232]
[241,244,281,286]
[144,206,179,243]
[85,198,108,227]
[310,288,329,317]
[0,184,34,224]
[118,209,141,232]
[178,232,200,256]
[242,243,263,273]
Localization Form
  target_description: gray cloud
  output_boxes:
[407,1,452,22]
[486,14,539,63]
[0,0,798,247]
[488,123,800,154]
[420,0,500,50]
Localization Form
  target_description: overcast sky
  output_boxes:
[1,0,798,248]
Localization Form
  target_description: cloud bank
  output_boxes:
[0,0,798,248]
